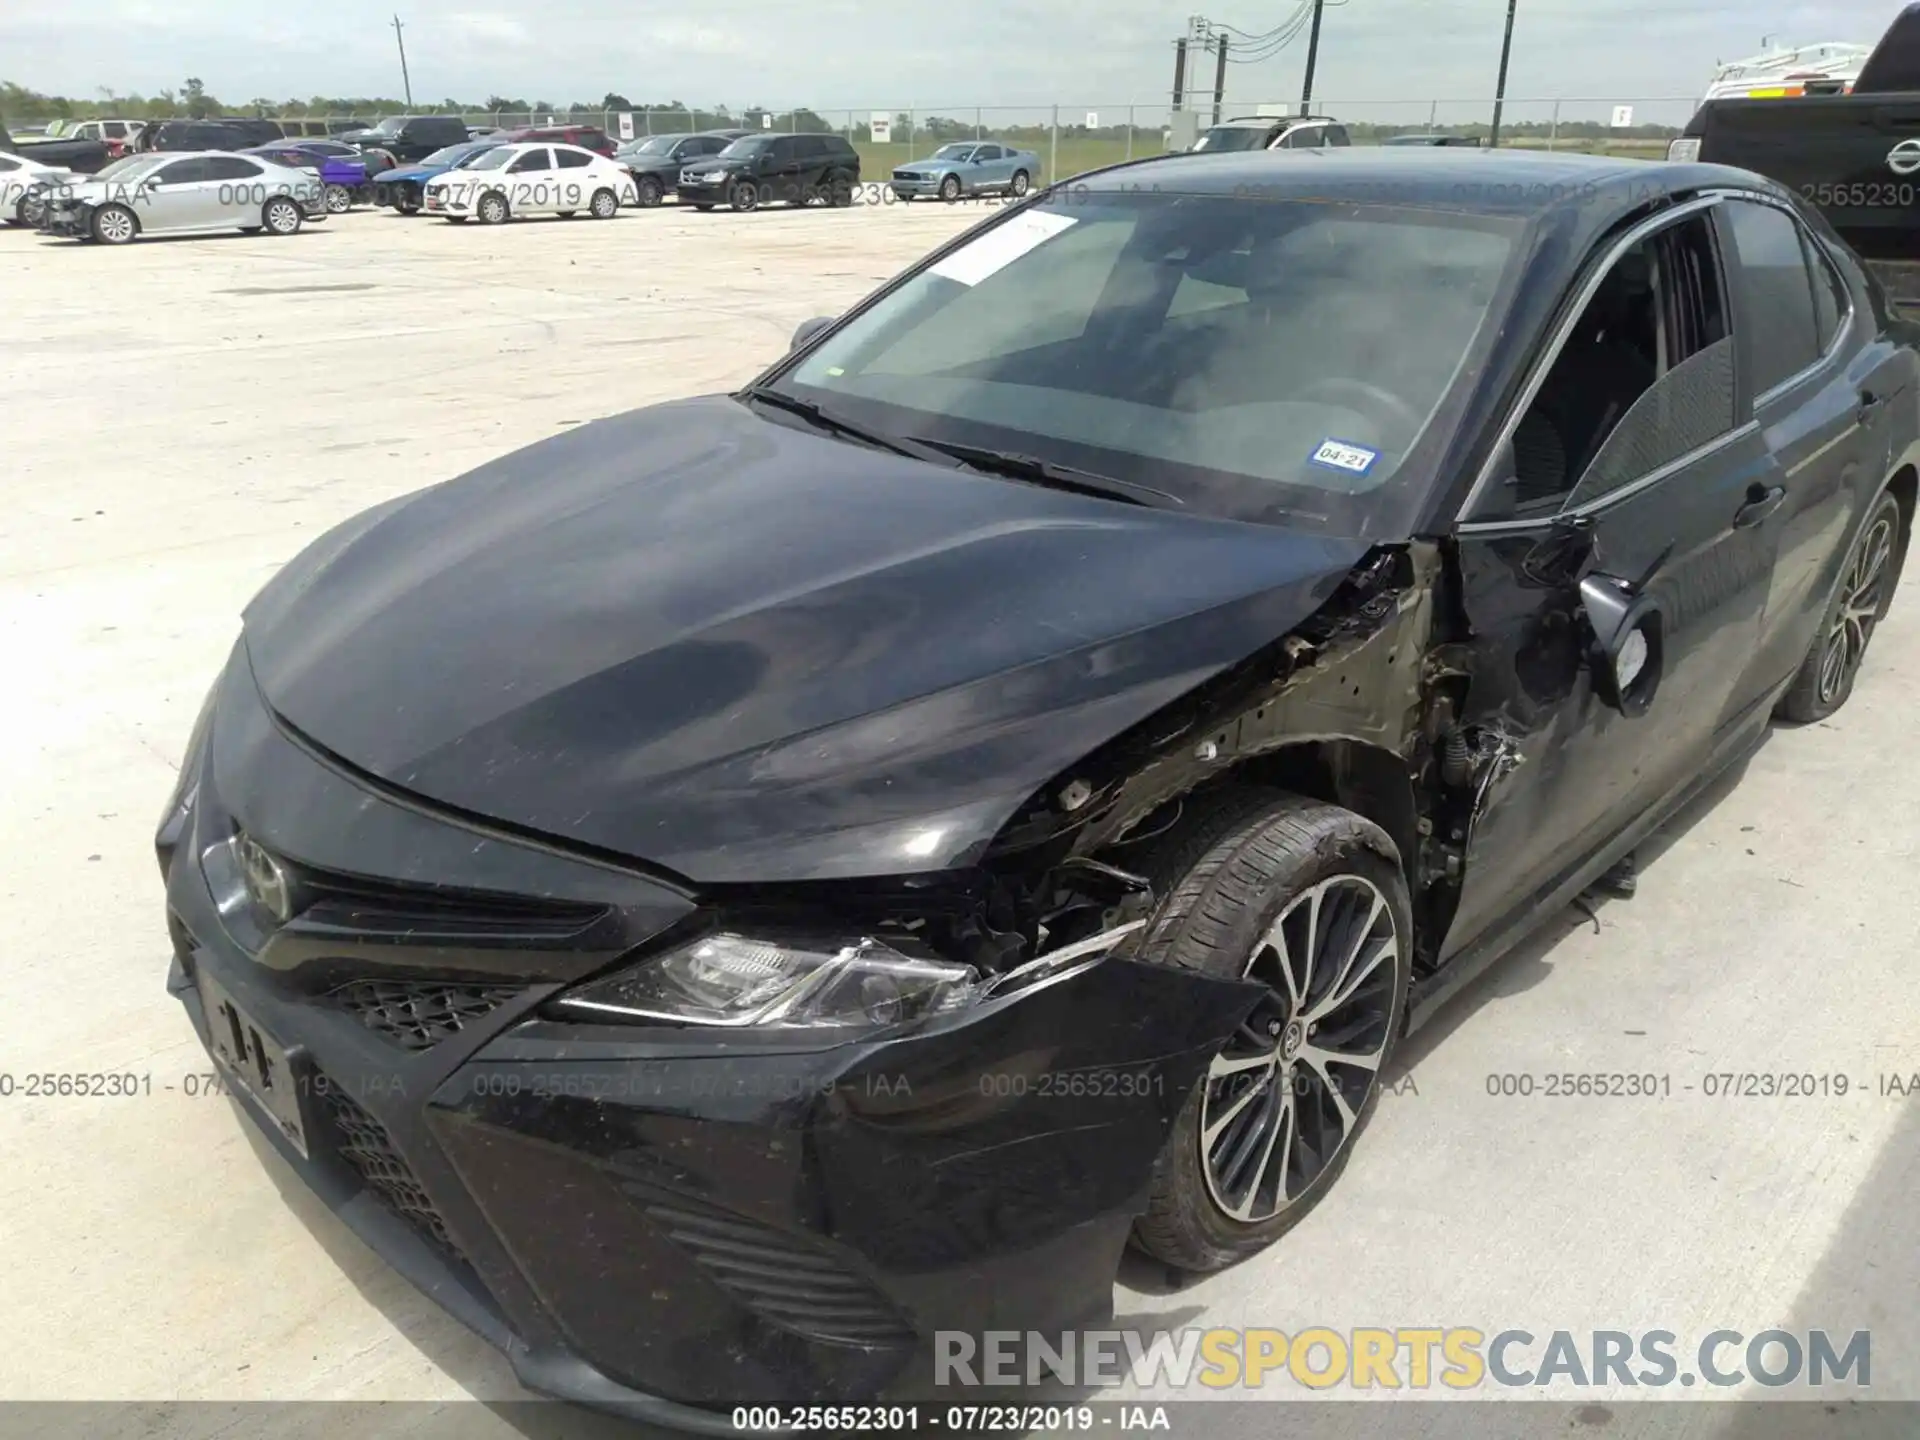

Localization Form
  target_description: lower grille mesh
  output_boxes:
[323,1085,463,1258]
[332,979,521,1050]
[643,1200,914,1346]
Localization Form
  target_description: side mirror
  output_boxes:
[790,316,835,352]
[1579,575,1665,717]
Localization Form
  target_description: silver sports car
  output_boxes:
[39,151,327,244]
[889,141,1040,201]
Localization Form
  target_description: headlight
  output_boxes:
[553,919,1148,1033]
[555,932,981,1031]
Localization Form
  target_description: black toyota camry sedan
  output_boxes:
[157,149,1913,1423]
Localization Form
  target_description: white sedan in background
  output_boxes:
[0,151,87,226]
[422,142,636,223]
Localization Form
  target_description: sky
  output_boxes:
[1,0,1907,127]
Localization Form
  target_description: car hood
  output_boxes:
[381,163,440,181]
[242,396,1370,884]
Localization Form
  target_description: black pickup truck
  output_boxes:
[1673,3,1920,306]
[0,120,110,174]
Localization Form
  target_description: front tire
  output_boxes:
[635,175,663,207]
[476,190,509,225]
[91,203,137,244]
[1127,791,1412,1273]
[261,196,303,236]
[729,179,759,212]
[1776,489,1905,723]
[939,173,961,202]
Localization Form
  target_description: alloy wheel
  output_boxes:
[1198,874,1399,1224]
[324,184,351,213]
[264,198,300,235]
[94,206,135,244]
[1818,511,1896,703]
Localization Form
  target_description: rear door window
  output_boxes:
[206,156,263,180]
[1723,199,1824,396]
[554,147,593,169]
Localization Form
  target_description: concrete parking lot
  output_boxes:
[1,200,1915,1440]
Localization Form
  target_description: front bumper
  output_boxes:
[889,175,948,199]
[158,643,1259,1420]
[675,175,741,205]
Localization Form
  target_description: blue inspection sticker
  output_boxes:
[1309,438,1380,476]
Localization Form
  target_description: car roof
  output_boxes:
[1076,147,1773,215]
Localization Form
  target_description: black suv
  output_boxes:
[335,115,470,163]
[676,132,861,211]
[135,118,284,153]
[613,130,745,205]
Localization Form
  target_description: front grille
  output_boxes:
[892,170,921,180]
[642,1199,914,1346]
[332,978,521,1050]
[323,1085,464,1258]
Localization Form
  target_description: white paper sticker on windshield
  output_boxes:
[929,210,1079,287]
[1309,439,1380,476]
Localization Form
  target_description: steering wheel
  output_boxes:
[1294,377,1424,442]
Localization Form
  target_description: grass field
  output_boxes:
[848,134,1670,184]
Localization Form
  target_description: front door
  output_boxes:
[1442,197,1781,961]
[139,156,217,230]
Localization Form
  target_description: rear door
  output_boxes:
[552,145,595,209]
[1445,197,1776,960]
[204,155,267,225]
[1716,194,1906,704]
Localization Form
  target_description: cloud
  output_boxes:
[0,0,1902,122]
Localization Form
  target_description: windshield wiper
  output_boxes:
[905,439,1180,509]
[744,390,961,468]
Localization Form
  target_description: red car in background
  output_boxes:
[500,123,616,157]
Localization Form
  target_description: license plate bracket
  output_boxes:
[199,974,310,1159]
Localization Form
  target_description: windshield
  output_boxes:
[463,147,514,171]
[367,117,405,136]
[773,191,1519,534]
[92,155,167,181]
[1192,125,1275,152]
[719,136,771,157]
[932,144,973,159]
[625,135,677,155]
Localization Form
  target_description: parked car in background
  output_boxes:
[1383,132,1482,147]
[889,141,1040,201]
[335,115,469,163]
[374,139,503,213]
[135,118,286,153]
[677,132,861,211]
[243,142,370,212]
[422,142,635,222]
[39,151,325,243]
[501,123,617,157]
[613,131,739,205]
[1191,114,1352,150]
[1671,1,1920,310]
[57,118,145,156]
[0,120,110,174]
[0,150,88,225]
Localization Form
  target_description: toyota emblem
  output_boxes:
[1888,139,1920,176]
[235,832,293,922]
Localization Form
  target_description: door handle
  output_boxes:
[1734,483,1786,529]
[1858,388,1886,424]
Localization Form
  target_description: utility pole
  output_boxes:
[392,14,414,108]
[1489,0,1519,147]
[1172,35,1190,111]
[1300,0,1327,115]
[1212,33,1229,123]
